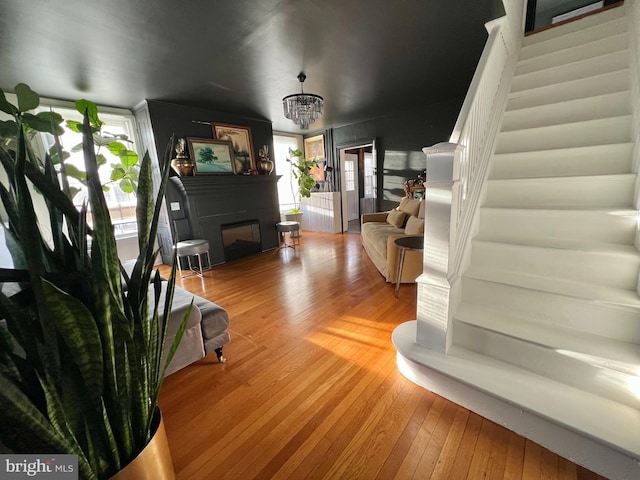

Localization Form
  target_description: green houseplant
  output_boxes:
[286,147,318,213]
[0,85,187,479]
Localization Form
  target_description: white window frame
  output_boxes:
[36,99,141,239]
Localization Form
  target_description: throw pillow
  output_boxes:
[398,197,421,217]
[404,215,424,235]
[386,209,407,228]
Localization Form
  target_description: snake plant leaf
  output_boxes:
[0,371,72,455]
[37,371,96,480]
[41,279,104,403]
[0,324,20,381]
[43,154,67,261]
[135,151,154,257]
[99,399,123,472]
[13,127,53,318]
[0,147,86,238]
[14,83,40,112]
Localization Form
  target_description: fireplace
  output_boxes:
[161,175,281,265]
[221,220,261,261]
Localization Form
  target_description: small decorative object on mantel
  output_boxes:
[257,144,274,175]
[404,170,426,199]
[170,138,194,176]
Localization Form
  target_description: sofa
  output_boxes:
[361,197,425,284]
[123,261,230,376]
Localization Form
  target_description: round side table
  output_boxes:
[393,236,424,297]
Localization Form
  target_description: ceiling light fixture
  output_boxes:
[282,72,324,130]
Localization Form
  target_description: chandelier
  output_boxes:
[282,73,324,130]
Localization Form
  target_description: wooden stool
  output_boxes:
[176,238,210,278]
[276,221,300,249]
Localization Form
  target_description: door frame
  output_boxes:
[334,138,378,232]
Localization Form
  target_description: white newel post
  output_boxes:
[415,142,462,353]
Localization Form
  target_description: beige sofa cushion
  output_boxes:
[361,221,403,259]
[398,197,421,217]
[404,216,424,235]
[386,209,407,228]
[418,199,425,219]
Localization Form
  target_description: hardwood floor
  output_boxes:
[157,232,607,480]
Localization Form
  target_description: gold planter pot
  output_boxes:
[110,413,175,480]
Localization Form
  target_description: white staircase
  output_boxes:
[452,1,640,450]
[394,4,640,478]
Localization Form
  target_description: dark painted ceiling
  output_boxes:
[0,0,504,133]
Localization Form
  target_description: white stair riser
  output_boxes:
[513,50,629,92]
[490,143,633,179]
[485,176,635,209]
[495,116,632,154]
[477,208,637,246]
[502,91,631,132]
[460,277,640,342]
[521,17,628,59]
[452,321,640,409]
[523,5,626,46]
[516,35,628,77]
[507,69,629,111]
[470,241,640,290]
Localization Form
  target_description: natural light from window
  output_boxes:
[38,104,140,239]
[273,133,303,213]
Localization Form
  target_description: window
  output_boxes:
[38,103,141,238]
[273,133,303,212]
[345,160,355,192]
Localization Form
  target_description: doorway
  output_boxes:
[338,140,377,233]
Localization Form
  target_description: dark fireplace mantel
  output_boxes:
[163,175,281,265]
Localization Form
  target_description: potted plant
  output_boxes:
[285,147,318,227]
[0,85,188,479]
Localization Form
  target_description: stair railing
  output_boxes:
[414,5,525,353]
[447,14,522,279]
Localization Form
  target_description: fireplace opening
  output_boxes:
[221,220,262,261]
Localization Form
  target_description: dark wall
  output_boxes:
[329,97,463,211]
[145,96,462,215]
[146,100,273,169]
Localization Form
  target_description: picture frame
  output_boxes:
[187,138,236,175]
[304,134,325,163]
[213,123,256,175]
[412,188,425,201]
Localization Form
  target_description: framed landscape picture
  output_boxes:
[213,123,256,175]
[187,138,236,175]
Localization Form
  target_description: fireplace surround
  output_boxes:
[162,175,281,265]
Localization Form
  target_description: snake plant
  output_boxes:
[0,85,188,479]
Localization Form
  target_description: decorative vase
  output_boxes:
[110,412,175,480]
[257,145,274,175]
[170,138,194,176]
